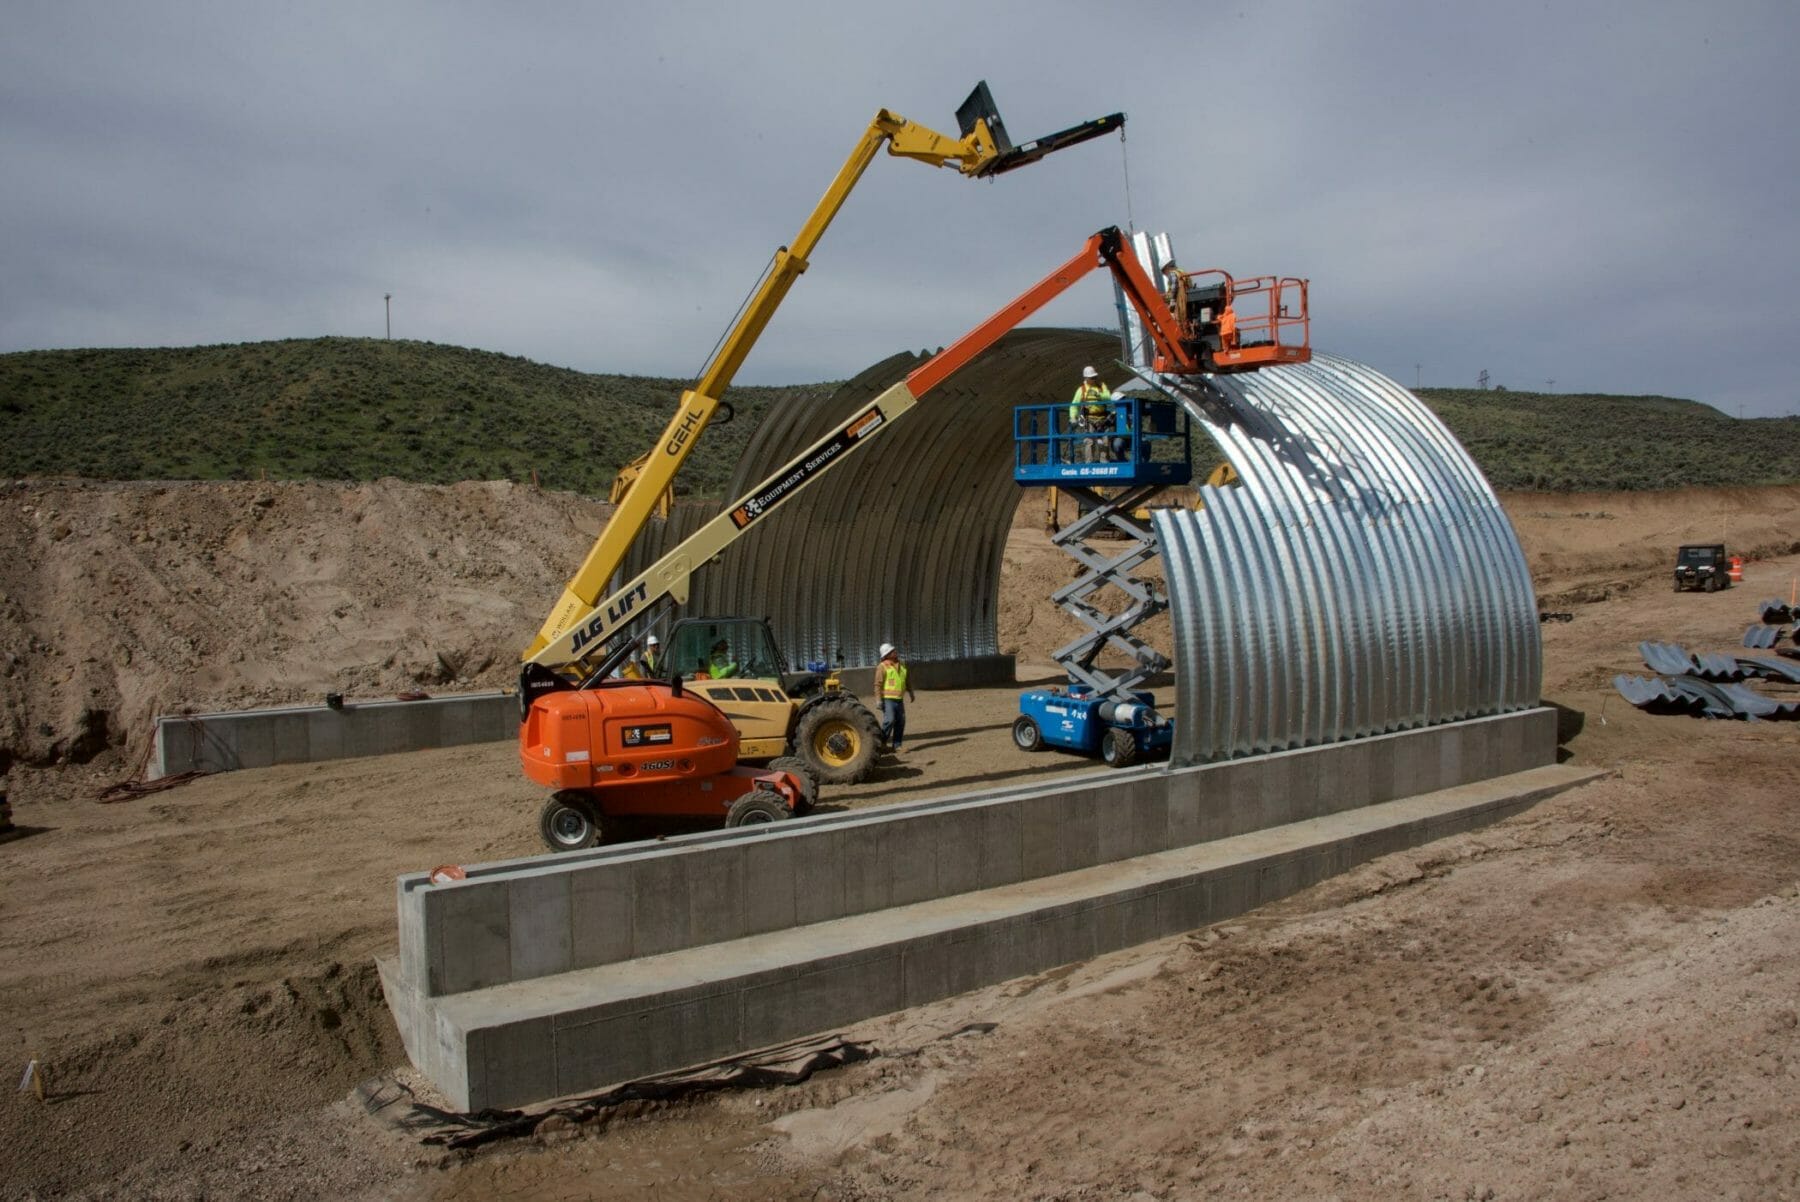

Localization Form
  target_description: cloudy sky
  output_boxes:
[5,1,1797,416]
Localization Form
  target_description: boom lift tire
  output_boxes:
[1012,715,1044,752]
[793,697,882,785]
[539,791,602,852]
[1101,726,1140,768]
[725,788,790,827]
[766,756,820,815]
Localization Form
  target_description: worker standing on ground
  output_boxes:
[1067,365,1112,463]
[875,642,915,754]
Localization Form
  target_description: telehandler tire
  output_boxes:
[793,697,882,785]
[539,791,602,852]
[725,788,789,827]
[767,755,820,815]
[1101,727,1140,768]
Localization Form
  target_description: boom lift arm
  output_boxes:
[526,83,1125,659]
[526,225,1260,680]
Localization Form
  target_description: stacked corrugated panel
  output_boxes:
[1152,354,1541,766]
[1743,624,1788,650]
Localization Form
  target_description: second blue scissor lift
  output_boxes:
[1011,390,1191,767]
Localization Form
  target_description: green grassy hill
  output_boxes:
[1420,387,1800,491]
[0,338,830,499]
[2,339,1796,495]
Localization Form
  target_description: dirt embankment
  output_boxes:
[0,479,610,774]
[6,479,1798,781]
[1503,485,1800,604]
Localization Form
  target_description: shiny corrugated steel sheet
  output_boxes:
[1151,354,1540,766]
[618,332,1539,754]
[619,328,1119,669]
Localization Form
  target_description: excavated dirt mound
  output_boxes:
[0,478,608,774]
[3,479,1799,1199]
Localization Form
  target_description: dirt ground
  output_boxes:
[2,482,1799,1200]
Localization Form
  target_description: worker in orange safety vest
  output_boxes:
[1218,301,1238,352]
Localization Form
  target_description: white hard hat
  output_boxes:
[1081,365,1098,378]
[645,634,659,646]
[878,642,896,659]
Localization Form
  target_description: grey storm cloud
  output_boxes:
[3,0,1797,415]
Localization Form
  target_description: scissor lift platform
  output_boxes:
[1011,394,1190,762]
[1013,394,1191,487]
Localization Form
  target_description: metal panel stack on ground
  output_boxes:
[1743,624,1785,649]
[1614,672,1800,719]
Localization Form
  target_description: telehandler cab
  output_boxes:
[649,616,883,787]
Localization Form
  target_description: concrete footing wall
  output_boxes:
[382,707,1580,1110]
[149,655,1014,780]
[149,692,519,779]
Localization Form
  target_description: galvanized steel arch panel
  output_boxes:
[618,335,1537,752]
[619,329,1119,670]
[1152,352,1540,765]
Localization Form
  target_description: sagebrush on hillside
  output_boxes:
[0,338,833,498]
[3,339,1797,494]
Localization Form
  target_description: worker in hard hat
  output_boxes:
[874,642,915,754]
[706,638,738,680]
[636,634,664,679]
[1217,299,1239,354]
[1067,365,1112,463]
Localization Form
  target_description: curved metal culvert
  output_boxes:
[621,334,1539,764]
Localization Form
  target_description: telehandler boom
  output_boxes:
[525,82,1124,661]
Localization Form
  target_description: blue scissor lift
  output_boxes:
[1011,392,1191,767]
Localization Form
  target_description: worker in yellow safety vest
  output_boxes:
[702,638,737,680]
[1067,365,1112,463]
[636,634,664,679]
[874,642,916,754]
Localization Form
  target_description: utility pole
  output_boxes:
[384,293,392,340]
[1414,363,1421,389]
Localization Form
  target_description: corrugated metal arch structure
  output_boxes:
[621,327,1117,672]
[620,332,1539,766]
[1151,354,1540,766]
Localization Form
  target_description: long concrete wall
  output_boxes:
[395,708,1550,999]
[148,655,1013,780]
[382,707,1579,1110]
[383,762,1594,1111]
[149,692,520,779]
